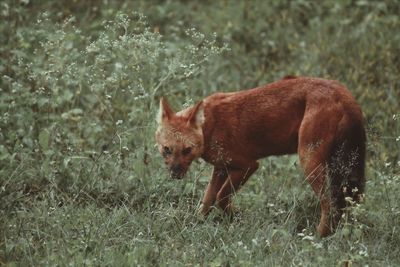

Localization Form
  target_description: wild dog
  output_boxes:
[155,76,366,237]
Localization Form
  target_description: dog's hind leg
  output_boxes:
[298,110,339,237]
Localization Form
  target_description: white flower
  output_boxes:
[115,62,123,70]
[302,235,314,241]
[313,242,323,249]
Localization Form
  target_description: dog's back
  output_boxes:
[201,77,364,161]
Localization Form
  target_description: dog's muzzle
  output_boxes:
[169,164,185,179]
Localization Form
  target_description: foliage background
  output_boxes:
[1,0,399,266]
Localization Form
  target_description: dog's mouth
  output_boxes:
[166,163,189,180]
[169,170,185,180]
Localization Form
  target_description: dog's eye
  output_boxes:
[182,147,192,156]
[163,146,172,156]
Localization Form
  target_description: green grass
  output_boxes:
[1,0,400,266]
[3,156,399,266]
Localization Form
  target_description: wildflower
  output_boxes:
[115,62,123,70]
[313,242,323,249]
[345,196,354,204]
[302,235,314,241]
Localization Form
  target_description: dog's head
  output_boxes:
[155,97,205,179]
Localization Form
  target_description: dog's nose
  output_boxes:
[171,164,183,174]
[170,164,184,179]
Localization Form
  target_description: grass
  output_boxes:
[1,0,400,266]
[2,153,399,266]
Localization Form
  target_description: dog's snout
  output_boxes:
[171,164,183,173]
[169,164,185,179]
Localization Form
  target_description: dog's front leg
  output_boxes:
[199,167,227,215]
[216,162,259,214]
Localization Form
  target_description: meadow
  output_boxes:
[1,0,399,266]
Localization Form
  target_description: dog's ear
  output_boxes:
[187,101,204,128]
[157,97,174,124]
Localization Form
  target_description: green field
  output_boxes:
[1,1,400,266]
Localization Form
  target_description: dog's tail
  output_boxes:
[329,117,366,209]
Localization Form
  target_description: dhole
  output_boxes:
[155,76,365,237]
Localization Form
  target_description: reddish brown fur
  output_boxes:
[156,76,366,237]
